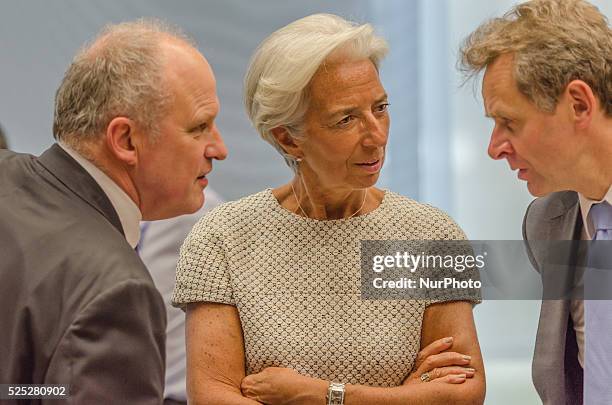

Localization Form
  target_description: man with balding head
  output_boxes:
[0,20,227,403]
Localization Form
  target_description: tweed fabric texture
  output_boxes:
[172,189,473,386]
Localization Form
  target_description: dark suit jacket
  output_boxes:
[0,144,166,404]
[523,191,584,405]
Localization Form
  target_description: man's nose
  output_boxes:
[487,129,513,160]
[206,125,228,160]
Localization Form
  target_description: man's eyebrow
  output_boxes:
[191,103,219,124]
[374,94,389,104]
[484,110,514,120]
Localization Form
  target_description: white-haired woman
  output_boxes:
[173,14,485,405]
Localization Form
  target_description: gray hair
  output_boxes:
[53,19,194,151]
[459,0,612,117]
[244,13,389,171]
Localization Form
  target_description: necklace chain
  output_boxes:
[290,181,368,220]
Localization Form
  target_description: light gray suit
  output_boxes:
[523,191,584,405]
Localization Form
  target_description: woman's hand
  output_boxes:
[403,336,476,385]
[240,336,478,405]
[241,367,327,405]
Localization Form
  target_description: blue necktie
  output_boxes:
[585,201,612,404]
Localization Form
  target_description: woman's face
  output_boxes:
[298,58,389,191]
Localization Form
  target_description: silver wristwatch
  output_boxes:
[327,382,345,405]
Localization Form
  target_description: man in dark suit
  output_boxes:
[0,20,227,403]
[459,0,611,403]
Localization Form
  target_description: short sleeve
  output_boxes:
[171,211,234,308]
[423,207,482,306]
[433,208,468,241]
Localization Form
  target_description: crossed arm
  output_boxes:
[185,301,485,405]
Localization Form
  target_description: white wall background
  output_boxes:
[1,1,610,403]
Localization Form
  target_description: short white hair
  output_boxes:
[244,13,389,171]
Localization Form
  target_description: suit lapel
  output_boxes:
[540,194,583,299]
[533,192,584,404]
[546,192,582,240]
[37,144,124,236]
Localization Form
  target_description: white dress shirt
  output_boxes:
[59,143,142,248]
[573,185,612,367]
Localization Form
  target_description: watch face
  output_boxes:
[330,393,342,405]
[328,383,345,405]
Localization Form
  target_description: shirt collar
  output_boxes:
[59,143,142,248]
[578,184,612,239]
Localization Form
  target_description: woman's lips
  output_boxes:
[356,159,382,173]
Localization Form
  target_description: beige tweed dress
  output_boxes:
[172,189,473,386]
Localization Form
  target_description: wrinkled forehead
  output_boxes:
[309,58,384,103]
[482,54,516,114]
[164,43,216,96]
[161,40,214,80]
[161,41,219,118]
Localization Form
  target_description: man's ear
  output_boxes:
[105,117,139,165]
[270,126,303,160]
[566,80,596,129]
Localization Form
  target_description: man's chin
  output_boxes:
[184,194,205,215]
[526,180,556,198]
[143,195,204,221]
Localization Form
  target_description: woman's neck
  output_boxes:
[273,176,384,220]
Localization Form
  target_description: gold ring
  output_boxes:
[420,372,431,382]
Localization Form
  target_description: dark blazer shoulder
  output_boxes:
[0,145,165,398]
[0,149,37,194]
